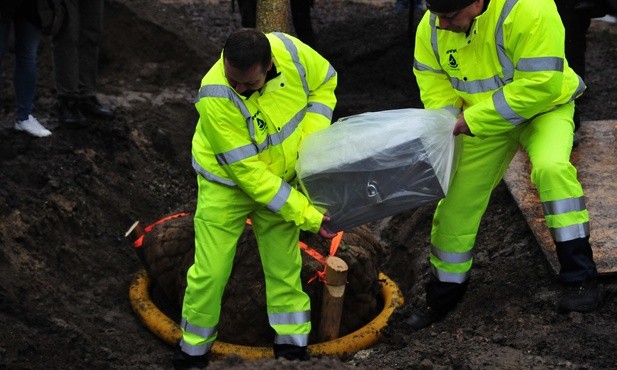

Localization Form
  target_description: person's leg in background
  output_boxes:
[555,0,582,139]
[13,18,40,122]
[0,17,11,113]
[1,16,51,137]
[52,0,88,127]
[76,0,113,119]
[290,0,316,48]
[236,0,257,28]
[554,0,598,142]
[13,17,51,137]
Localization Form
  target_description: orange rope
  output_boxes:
[135,214,343,284]
[133,212,190,248]
[301,231,344,284]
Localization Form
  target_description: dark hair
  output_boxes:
[223,29,272,72]
[425,0,476,13]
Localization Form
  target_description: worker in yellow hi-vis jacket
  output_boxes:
[173,29,338,369]
[406,0,600,330]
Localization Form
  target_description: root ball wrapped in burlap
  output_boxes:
[139,213,388,346]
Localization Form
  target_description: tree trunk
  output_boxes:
[256,0,290,33]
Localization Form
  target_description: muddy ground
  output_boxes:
[1,0,616,369]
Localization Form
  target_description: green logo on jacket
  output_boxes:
[446,49,459,69]
[253,111,267,133]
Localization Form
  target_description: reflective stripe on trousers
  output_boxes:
[179,176,311,354]
[430,103,590,283]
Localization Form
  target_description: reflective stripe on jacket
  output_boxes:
[191,32,337,233]
[413,0,585,138]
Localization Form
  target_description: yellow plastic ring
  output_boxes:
[129,268,404,359]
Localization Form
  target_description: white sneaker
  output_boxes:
[14,115,52,137]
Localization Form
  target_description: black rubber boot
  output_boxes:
[558,278,601,313]
[57,96,88,128]
[555,237,600,313]
[79,96,114,119]
[273,343,310,361]
[172,347,209,370]
[405,304,450,329]
[555,236,597,283]
[405,276,469,330]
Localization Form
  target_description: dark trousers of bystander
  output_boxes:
[52,0,104,98]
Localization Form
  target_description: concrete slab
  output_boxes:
[503,120,617,276]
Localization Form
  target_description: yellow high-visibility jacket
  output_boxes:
[191,32,337,233]
[413,0,586,138]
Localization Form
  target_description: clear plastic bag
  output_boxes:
[297,108,460,232]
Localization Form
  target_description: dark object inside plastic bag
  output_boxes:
[297,108,459,232]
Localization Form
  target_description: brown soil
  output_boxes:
[1,1,616,369]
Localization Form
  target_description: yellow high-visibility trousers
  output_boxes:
[179,175,311,356]
[430,102,595,285]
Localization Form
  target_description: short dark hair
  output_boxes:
[425,0,476,13]
[223,29,272,72]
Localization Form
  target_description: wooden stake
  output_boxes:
[125,220,145,241]
[318,255,349,342]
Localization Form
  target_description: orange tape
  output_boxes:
[135,214,343,284]
[133,212,190,248]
